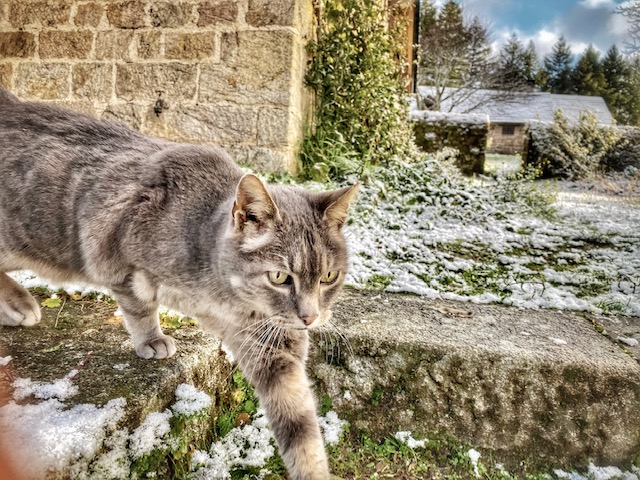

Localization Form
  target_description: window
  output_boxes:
[502,125,516,135]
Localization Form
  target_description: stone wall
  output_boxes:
[487,123,527,155]
[0,0,314,172]
[411,110,487,175]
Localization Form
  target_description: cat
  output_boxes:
[0,88,358,480]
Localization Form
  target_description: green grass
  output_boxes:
[484,154,522,176]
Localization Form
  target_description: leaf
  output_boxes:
[41,297,62,308]
[39,343,63,353]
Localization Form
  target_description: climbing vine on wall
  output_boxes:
[301,0,414,181]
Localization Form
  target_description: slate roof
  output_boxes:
[417,86,615,125]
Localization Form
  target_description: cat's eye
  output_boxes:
[320,271,339,284]
[268,271,292,286]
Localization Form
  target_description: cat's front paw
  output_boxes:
[0,296,41,327]
[135,335,177,359]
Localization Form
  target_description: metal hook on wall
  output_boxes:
[154,91,165,117]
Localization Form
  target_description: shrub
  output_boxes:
[602,126,640,173]
[525,109,621,180]
[301,0,415,182]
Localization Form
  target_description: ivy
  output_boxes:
[301,0,415,181]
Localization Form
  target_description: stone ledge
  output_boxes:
[0,295,231,428]
[3,289,637,474]
[309,290,640,468]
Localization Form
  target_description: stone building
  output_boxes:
[417,86,615,155]
[0,0,419,173]
[0,0,315,172]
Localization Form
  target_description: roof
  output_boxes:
[416,87,615,125]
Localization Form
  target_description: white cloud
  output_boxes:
[579,0,617,9]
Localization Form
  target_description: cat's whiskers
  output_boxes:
[235,313,282,375]
[231,317,271,339]
[249,323,282,381]
[320,329,333,364]
[233,324,274,383]
[235,320,272,366]
[327,319,354,358]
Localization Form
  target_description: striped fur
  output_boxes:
[0,89,357,480]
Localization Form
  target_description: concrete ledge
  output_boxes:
[310,290,640,468]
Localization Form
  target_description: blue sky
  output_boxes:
[434,0,633,57]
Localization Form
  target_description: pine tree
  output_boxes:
[572,44,606,96]
[419,0,469,92]
[496,33,527,87]
[523,40,540,88]
[626,55,640,125]
[602,45,631,123]
[466,16,493,84]
[542,36,574,94]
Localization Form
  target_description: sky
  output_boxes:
[433,0,633,58]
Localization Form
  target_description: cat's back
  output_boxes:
[0,88,160,162]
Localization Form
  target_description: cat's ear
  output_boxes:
[322,183,359,230]
[232,174,280,230]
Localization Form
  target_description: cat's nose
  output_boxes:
[301,315,318,327]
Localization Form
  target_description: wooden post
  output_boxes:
[388,0,418,92]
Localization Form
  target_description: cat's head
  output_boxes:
[221,174,358,331]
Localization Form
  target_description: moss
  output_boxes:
[364,274,393,290]
[370,387,383,406]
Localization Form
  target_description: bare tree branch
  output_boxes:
[617,1,640,53]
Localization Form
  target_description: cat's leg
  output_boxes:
[230,334,329,480]
[0,272,41,326]
[110,277,176,359]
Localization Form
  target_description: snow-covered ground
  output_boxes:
[345,162,640,317]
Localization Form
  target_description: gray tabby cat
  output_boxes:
[0,88,358,480]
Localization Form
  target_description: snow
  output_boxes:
[128,410,172,459]
[0,367,222,479]
[394,431,427,449]
[618,336,639,347]
[467,448,482,478]
[190,408,275,480]
[344,161,640,317]
[318,410,347,445]
[189,409,348,478]
[12,374,79,401]
[555,463,640,480]
[0,356,12,366]
[0,398,126,480]
[171,383,213,416]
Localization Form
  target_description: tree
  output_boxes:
[418,1,500,111]
[616,1,640,53]
[466,16,493,82]
[495,33,527,87]
[523,40,541,88]
[542,36,574,94]
[572,44,606,96]
[494,33,541,90]
[602,45,630,123]
[419,0,469,103]
[626,55,640,125]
